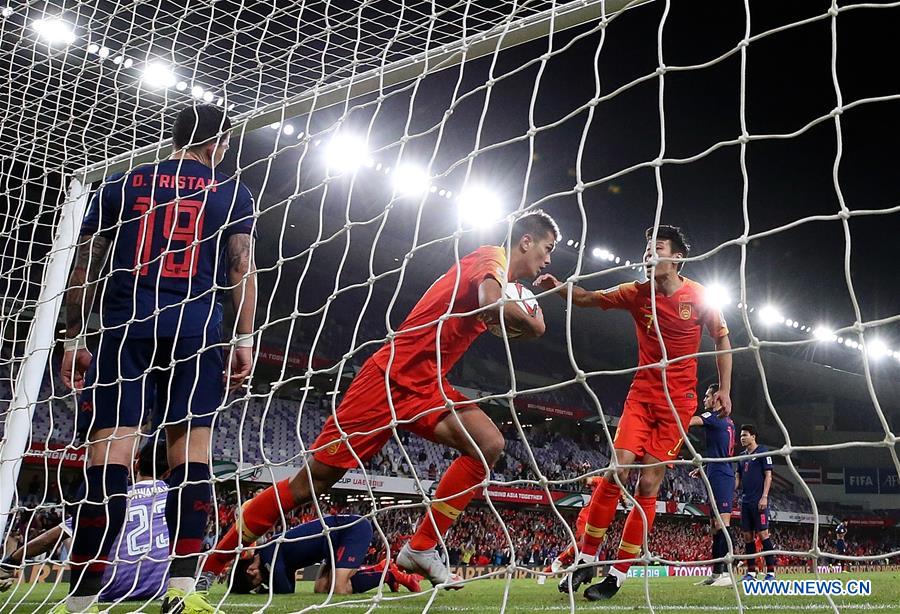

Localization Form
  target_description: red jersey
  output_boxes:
[594,277,728,406]
[370,246,507,389]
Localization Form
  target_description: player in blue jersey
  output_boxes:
[224,515,421,596]
[834,518,848,571]
[57,104,256,614]
[0,442,170,602]
[688,383,736,587]
[735,424,777,582]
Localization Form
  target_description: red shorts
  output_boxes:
[312,360,475,469]
[612,398,692,464]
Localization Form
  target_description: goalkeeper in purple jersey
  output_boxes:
[0,443,169,602]
[57,104,257,614]
[688,383,737,587]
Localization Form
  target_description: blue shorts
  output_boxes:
[78,330,224,434]
[708,472,734,515]
[740,500,770,532]
[835,539,846,554]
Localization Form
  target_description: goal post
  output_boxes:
[0,178,91,541]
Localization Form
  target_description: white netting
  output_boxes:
[1,0,900,612]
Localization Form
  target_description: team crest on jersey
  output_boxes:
[678,300,692,320]
[326,442,341,455]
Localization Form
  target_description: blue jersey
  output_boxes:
[700,411,735,477]
[81,160,255,338]
[836,522,847,538]
[259,515,372,594]
[737,445,773,503]
[65,480,169,601]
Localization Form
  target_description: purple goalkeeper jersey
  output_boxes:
[65,480,169,601]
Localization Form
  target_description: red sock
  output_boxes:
[612,495,657,574]
[202,480,297,576]
[409,456,485,551]
[580,479,621,557]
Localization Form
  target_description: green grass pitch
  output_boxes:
[3,572,899,613]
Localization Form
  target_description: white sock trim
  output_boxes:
[66,595,97,612]
[168,576,196,593]
[609,566,627,586]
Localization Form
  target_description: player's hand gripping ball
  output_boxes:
[489,282,539,339]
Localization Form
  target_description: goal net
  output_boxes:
[1,0,899,611]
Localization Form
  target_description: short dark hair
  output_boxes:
[510,210,560,245]
[137,439,169,477]
[740,424,757,437]
[229,557,259,594]
[171,104,231,150]
[707,383,720,394]
[645,225,690,267]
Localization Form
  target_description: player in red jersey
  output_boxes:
[536,225,732,601]
[201,211,559,590]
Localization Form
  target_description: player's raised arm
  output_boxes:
[226,231,256,390]
[534,275,635,311]
[478,277,545,338]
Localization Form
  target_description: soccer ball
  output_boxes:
[489,282,539,339]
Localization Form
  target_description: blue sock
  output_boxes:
[761,538,777,572]
[166,462,212,579]
[350,570,386,593]
[712,531,727,574]
[69,465,128,596]
[744,541,757,573]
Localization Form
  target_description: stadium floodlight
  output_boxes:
[457,186,503,228]
[191,86,204,99]
[202,91,214,102]
[123,58,133,69]
[282,124,295,136]
[32,18,76,45]
[86,43,99,54]
[566,239,574,247]
[704,283,731,310]
[758,305,784,326]
[324,134,368,175]
[97,46,109,58]
[392,164,430,196]
[1,7,12,17]
[141,62,176,89]
[175,81,187,91]
[813,325,836,342]
[867,338,890,360]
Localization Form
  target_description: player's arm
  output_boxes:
[533,274,601,308]
[713,335,733,414]
[2,525,67,566]
[759,457,773,510]
[60,234,111,389]
[689,416,704,427]
[478,278,545,338]
[226,232,256,391]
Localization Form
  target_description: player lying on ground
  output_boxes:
[688,383,737,587]
[202,211,558,590]
[536,225,732,602]
[736,424,778,582]
[0,442,170,602]
[58,104,256,614]
[223,514,421,595]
